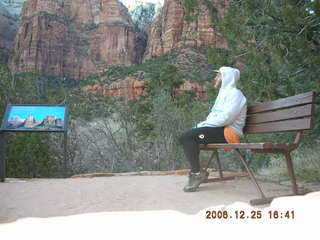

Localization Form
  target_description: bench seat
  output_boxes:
[200,143,291,150]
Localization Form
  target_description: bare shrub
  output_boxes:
[258,144,320,182]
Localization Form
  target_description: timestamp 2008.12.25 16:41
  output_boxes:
[205,210,295,220]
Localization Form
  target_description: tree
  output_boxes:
[207,0,320,102]
[146,64,184,99]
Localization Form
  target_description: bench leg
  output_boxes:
[237,150,300,205]
[284,152,298,195]
[235,149,266,200]
[204,151,215,171]
[205,149,224,178]
[214,150,224,178]
[203,150,235,183]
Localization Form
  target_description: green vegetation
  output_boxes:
[6,132,61,178]
[203,0,219,26]
[182,0,200,22]
[146,64,184,98]
[208,0,320,102]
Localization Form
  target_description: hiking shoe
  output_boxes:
[183,170,209,192]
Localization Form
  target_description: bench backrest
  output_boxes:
[244,91,318,134]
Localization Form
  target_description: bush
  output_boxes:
[6,132,60,178]
[58,90,198,174]
[259,143,320,183]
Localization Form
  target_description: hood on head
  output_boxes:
[219,66,240,89]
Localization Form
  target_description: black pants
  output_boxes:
[178,127,227,173]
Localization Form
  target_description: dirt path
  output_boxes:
[1,173,320,239]
[0,173,293,223]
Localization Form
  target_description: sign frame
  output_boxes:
[1,104,69,132]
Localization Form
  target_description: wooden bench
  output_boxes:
[199,91,319,205]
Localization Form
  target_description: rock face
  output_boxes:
[130,2,158,63]
[8,116,25,128]
[43,116,57,126]
[83,77,208,100]
[24,116,37,128]
[83,76,146,99]
[176,80,208,100]
[143,0,227,61]
[0,3,19,63]
[9,0,138,80]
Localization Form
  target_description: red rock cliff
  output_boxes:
[143,0,227,61]
[9,0,138,80]
[83,77,208,100]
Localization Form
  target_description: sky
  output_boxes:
[120,0,164,5]
[120,0,164,10]
[0,1,165,16]
[8,106,66,121]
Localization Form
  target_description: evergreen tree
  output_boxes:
[209,0,320,102]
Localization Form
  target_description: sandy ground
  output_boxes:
[0,173,296,222]
[0,173,319,239]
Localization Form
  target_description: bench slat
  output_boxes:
[248,91,316,114]
[246,104,314,124]
[244,118,313,134]
[199,143,288,150]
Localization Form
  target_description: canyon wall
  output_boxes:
[144,0,226,61]
[83,77,208,100]
[9,0,138,79]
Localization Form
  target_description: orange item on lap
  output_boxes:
[224,127,240,151]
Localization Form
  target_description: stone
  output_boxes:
[176,80,208,100]
[9,0,139,80]
[24,116,38,128]
[83,76,208,100]
[143,0,227,61]
[7,116,24,128]
[83,76,146,99]
[43,116,57,126]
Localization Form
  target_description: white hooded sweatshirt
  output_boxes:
[197,66,247,137]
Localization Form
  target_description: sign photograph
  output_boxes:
[1,105,68,132]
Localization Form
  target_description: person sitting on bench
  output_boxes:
[178,66,247,192]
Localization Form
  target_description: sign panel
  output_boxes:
[1,105,68,132]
